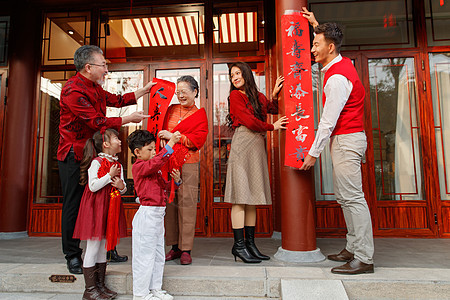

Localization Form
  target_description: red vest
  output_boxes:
[323,57,365,136]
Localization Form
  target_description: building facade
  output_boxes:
[0,0,449,239]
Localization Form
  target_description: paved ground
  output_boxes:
[1,236,450,269]
[1,236,450,299]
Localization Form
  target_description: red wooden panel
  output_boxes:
[441,206,450,234]
[29,207,61,236]
[377,207,428,229]
[315,207,346,229]
[212,207,272,237]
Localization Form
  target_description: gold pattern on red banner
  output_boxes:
[282,13,315,168]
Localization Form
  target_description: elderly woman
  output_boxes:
[158,75,208,265]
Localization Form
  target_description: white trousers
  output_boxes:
[330,131,374,264]
[132,206,166,296]
[83,239,107,268]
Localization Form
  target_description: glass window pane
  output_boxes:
[100,6,205,62]
[311,62,335,201]
[310,0,414,50]
[212,2,264,57]
[0,17,9,66]
[369,57,423,201]
[212,62,265,202]
[36,73,65,203]
[425,0,450,46]
[42,12,91,66]
[429,52,450,201]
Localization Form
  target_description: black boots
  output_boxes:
[232,228,261,263]
[96,263,118,299]
[106,248,128,263]
[244,226,270,260]
[82,266,109,300]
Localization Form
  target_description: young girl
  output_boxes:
[73,128,128,300]
[225,62,288,263]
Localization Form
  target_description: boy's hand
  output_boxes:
[167,131,181,148]
[111,176,125,190]
[109,164,120,178]
[170,169,182,184]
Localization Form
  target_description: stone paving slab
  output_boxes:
[281,279,348,300]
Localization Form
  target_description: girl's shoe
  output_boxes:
[150,289,174,300]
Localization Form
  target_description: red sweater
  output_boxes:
[229,90,278,132]
[57,73,136,162]
[323,57,365,136]
[132,146,176,207]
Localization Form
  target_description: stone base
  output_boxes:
[0,231,28,240]
[274,246,326,263]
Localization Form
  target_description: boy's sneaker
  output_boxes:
[133,293,158,300]
[150,289,174,300]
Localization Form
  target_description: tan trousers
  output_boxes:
[331,131,374,265]
[165,163,199,251]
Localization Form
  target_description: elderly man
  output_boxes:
[300,10,374,275]
[58,45,154,274]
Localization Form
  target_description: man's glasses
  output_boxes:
[88,63,108,69]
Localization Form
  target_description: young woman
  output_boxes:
[225,62,288,263]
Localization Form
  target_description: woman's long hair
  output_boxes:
[226,62,264,128]
[79,128,119,185]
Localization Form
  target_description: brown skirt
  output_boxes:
[224,126,272,205]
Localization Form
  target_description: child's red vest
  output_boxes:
[323,57,365,136]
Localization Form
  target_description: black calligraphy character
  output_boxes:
[150,104,162,121]
[286,21,303,37]
[286,40,305,58]
[288,62,308,80]
[153,87,168,99]
[290,103,310,121]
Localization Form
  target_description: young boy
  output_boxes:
[127,129,182,300]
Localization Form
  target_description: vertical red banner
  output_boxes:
[282,13,314,168]
[146,78,176,148]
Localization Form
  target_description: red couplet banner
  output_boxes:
[281,13,315,168]
[146,78,176,147]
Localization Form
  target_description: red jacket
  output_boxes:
[229,90,278,131]
[57,73,136,161]
[323,57,365,136]
[132,146,177,207]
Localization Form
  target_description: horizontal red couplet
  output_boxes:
[282,13,314,168]
[146,78,176,148]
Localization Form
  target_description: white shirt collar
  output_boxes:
[321,54,343,73]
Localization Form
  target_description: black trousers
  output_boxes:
[58,150,84,261]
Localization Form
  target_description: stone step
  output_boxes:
[2,263,450,299]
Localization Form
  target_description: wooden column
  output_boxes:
[275,0,321,255]
[0,6,40,234]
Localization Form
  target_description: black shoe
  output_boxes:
[67,256,83,274]
[232,228,261,264]
[107,248,128,263]
[245,226,270,260]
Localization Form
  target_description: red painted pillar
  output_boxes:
[274,0,324,261]
[0,6,40,235]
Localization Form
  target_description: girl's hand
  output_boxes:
[160,139,167,148]
[170,169,182,184]
[272,76,285,99]
[273,116,289,130]
[301,7,319,28]
[111,176,125,190]
[158,130,173,140]
[109,164,120,178]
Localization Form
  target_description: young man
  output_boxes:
[299,18,374,275]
